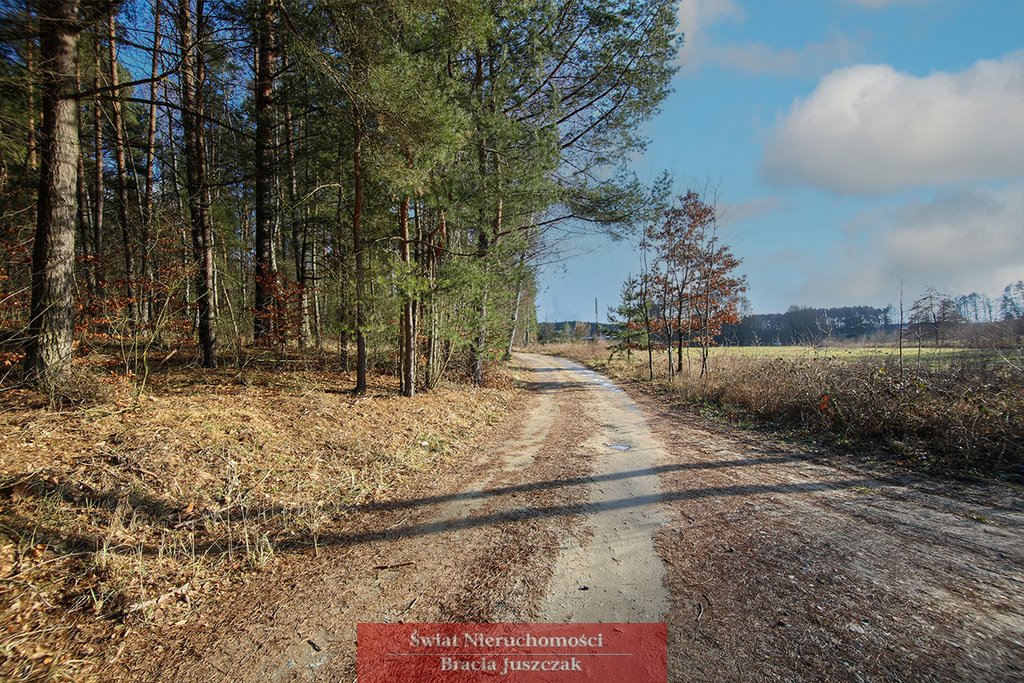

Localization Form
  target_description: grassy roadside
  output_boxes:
[530,342,1024,480]
[1,347,520,682]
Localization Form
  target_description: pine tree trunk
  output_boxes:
[252,1,275,343]
[142,0,162,325]
[352,112,367,394]
[92,37,104,300]
[108,12,137,321]
[178,0,216,368]
[399,194,415,397]
[24,0,80,387]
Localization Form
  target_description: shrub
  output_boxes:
[541,342,1023,477]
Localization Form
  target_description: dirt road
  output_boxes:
[114,353,1024,682]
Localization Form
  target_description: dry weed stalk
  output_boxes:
[542,342,1022,476]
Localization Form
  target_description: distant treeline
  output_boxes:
[539,281,1024,348]
[722,306,894,346]
[537,311,896,346]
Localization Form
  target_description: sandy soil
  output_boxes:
[107,353,1023,682]
[536,356,671,622]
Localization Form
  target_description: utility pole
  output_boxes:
[593,297,599,343]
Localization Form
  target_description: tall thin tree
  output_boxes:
[178,0,216,367]
[108,10,137,320]
[252,0,276,342]
[24,0,82,386]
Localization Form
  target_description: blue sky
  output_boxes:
[536,0,1024,321]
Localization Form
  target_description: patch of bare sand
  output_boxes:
[530,353,671,622]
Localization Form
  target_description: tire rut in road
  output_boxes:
[519,353,672,623]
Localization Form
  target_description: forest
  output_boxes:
[0,0,679,396]
[2,3,1023,681]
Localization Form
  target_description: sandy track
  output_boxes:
[531,354,671,621]
[110,354,1024,682]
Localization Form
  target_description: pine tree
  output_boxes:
[23,0,81,387]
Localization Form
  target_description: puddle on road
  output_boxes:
[605,442,633,451]
[569,367,625,393]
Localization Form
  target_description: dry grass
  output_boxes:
[0,345,519,682]
[531,342,1024,478]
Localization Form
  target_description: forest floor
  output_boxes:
[3,352,1023,681]
[0,349,521,681]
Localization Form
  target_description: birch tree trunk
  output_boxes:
[25,0,36,171]
[142,0,162,324]
[284,103,311,347]
[92,36,104,300]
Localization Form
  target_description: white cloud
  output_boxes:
[762,53,1024,194]
[793,185,1024,306]
[677,0,744,31]
[676,0,744,67]
[702,35,860,77]
[676,1,862,76]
